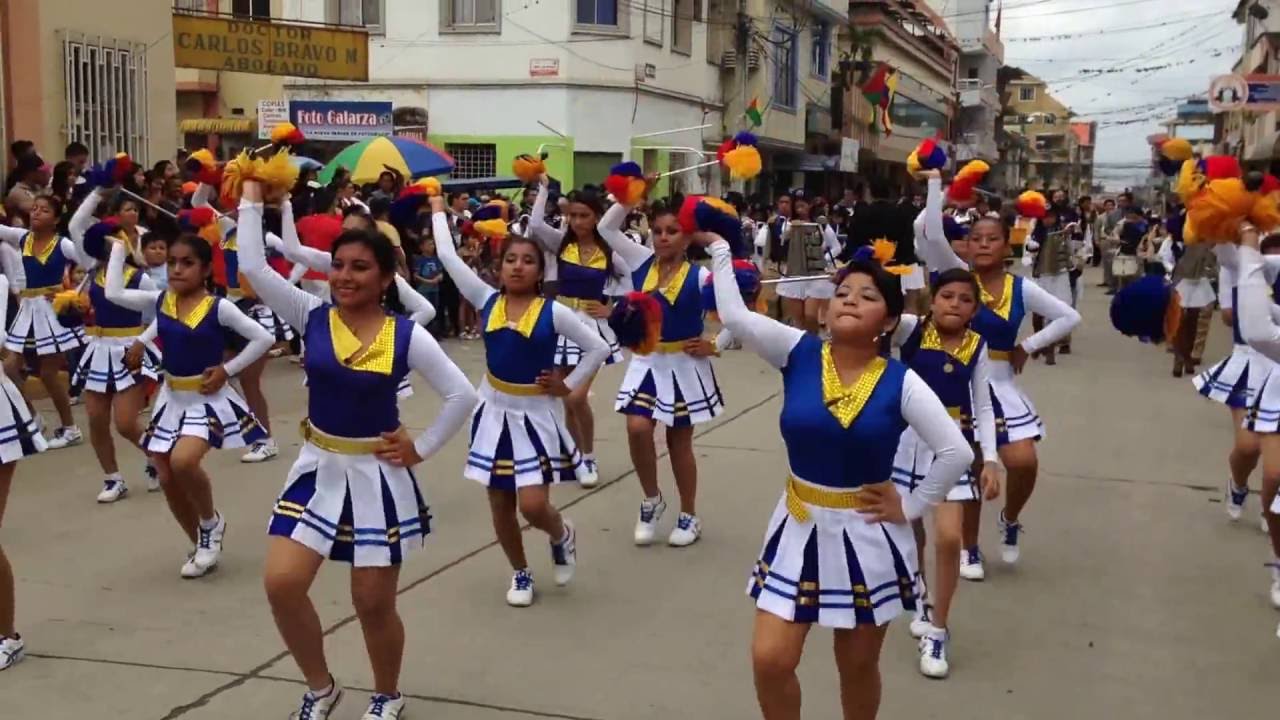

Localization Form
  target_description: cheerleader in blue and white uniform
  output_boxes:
[236,180,476,720]
[67,187,162,502]
[0,271,47,672]
[106,234,272,579]
[429,199,606,607]
[598,200,725,547]
[0,194,86,449]
[697,232,970,719]
[915,172,1080,566]
[528,176,625,487]
[888,268,1000,679]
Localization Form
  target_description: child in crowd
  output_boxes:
[142,234,169,291]
[415,236,444,337]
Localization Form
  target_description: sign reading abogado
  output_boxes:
[173,14,369,82]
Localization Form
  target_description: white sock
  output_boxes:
[644,495,662,506]
[309,676,335,699]
[106,472,122,482]
[584,452,596,463]
[199,514,220,530]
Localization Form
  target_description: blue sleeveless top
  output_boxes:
[630,257,704,342]
[899,321,984,444]
[481,294,556,384]
[154,292,226,377]
[780,334,909,489]
[22,234,71,290]
[91,266,145,330]
[303,305,413,438]
[970,274,1026,353]
[557,242,610,302]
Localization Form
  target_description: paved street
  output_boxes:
[2,267,1275,719]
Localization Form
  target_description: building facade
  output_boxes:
[1069,120,1096,197]
[1,0,177,169]
[1221,1,1280,169]
[928,0,1000,165]
[1001,67,1077,192]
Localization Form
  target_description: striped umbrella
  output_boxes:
[319,136,455,185]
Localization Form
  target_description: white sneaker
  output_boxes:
[190,514,226,575]
[918,626,950,679]
[96,478,128,503]
[959,546,985,581]
[361,692,405,719]
[1227,481,1248,521]
[506,569,534,607]
[241,438,279,463]
[180,551,215,579]
[999,512,1022,565]
[579,457,600,488]
[289,678,344,720]
[1263,513,1272,535]
[0,634,24,671]
[668,512,702,547]
[909,602,935,639]
[551,520,576,586]
[46,425,83,449]
[145,460,160,492]
[1269,563,1280,609]
[634,497,667,546]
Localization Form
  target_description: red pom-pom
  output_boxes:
[1204,156,1242,181]
[677,195,701,234]
[1264,174,1280,195]
[187,206,216,228]
[716,137,736,162]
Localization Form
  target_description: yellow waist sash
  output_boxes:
[167,375,204,392]
[299,419,382,455]
[556,297,604,313]
[784,476,878,523]
[19,285,59,298]
[486,373,546,396]
[988,349,1011,361]
[87,326,143,338]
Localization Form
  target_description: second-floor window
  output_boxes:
[773,25,798,111]
[444,0,499,31]
[576,0,619,28]
[1019,86,1035,102]
[673,0,699,55]
[811,22,829,79]
[329,0,384,34]
[232,0,269,18]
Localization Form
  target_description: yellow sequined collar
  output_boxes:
[642,261,691,304]
[95,265,136,288]
[560,241,606,270]
[160,291,215,329]
[22,233,59,265]
[485,295,545,338]
[976,273,1013,320]
[329,308,395,375]
[821,344,888,429]
[919,321,982,365]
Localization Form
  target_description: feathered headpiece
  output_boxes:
[83,216,126,263]
[220,150,299,205]
[603,161,647,205]
[1110,274,1180,344]
[82,153,137,190]
[716,132,762,181]
[608,292,662,355]
[184,149,223,186]
[700,259,762,313]
[389,177,443,227]
[470,199,512,241]
[906,138,947,176]
[512,153,546,184]
[947,160,989,205]
[677,195,744,257]
[1156,137,1193,176]
[1015,191,1048,219]
[269,122,305,148]
[868,238,914,275]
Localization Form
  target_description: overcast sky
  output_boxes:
[993,0,1241,189]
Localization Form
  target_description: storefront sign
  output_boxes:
[257,100,290,140]
[173,14,369,81]
[1207,74,1280,113]
[289,100,393,141]
[839,138,860,173]
[530,58,560,77]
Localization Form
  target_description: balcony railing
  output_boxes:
[957,78,999,109]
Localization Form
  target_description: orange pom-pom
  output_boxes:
[1016,191,1048,219]
[512,154,546,184]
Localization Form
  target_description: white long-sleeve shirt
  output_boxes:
[430,211,608,391]
[707,237,971,520]
[239,200,475,461]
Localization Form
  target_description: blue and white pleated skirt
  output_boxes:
[1193,345,1256,409]
[553,309,623,367]
[0,373,46,464]
[892,427,977,503]
[268,442,429,567]
[142,382,266,453]
[748,475,919,628]
[4,296,85,356]
[615,350,723,427]
[465,379,583,490]
[988,360,1043,446]
[247,301,296,343]
[72,335,161,394]
[1246,354,1280,432]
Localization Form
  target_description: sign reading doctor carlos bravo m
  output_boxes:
[173,14,368,82]
[290,101,393,142]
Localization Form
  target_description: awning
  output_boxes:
[179,117,256,135]
[775,153,840,172]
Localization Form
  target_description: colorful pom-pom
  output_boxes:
[1186,177,1255,244]
[1110,274,1175,344]
[677,195,744,256]
[717,134,762,181]
[1016,191,1048,219]
[947,160,989,204]
[83,218,124,262]
[608,292,663,355]
[270,122,305,146]
[220,150,299,204]
[1202,155,1241,181]
[906,139,947,176]
[603,162,647,205]
[1160,137,1193,163]
[512,154,546,184]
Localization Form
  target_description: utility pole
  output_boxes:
[735,0,751,196]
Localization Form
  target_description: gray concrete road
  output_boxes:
[1,267,1274,719]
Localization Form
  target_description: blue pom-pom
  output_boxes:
[472,204,503,222]
[83,220,121,263]
[692,200,744,257]
[389,194,427,228]
[732,131,758,147]
[851,246,874,263]
[942,215,969,242]
[608,161,644,179]
[1110,275,1172,343]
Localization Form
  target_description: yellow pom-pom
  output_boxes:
[52,289,87,315]
[906,149,922,177]
[1161,138,1193,162]
[871,237,897,265]
[722,145,762,181]
[269,121,304,145]
[1186,178,1255,244]
[473,218,508,240]
[1175,158,1205,205]
[955,160,990,183]
[255,151,300,194]
[1251,193,1280,233]
[414,177,442,197]
[512,154,546,184]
